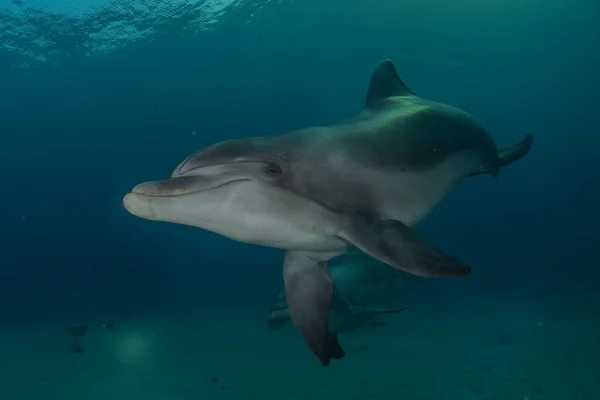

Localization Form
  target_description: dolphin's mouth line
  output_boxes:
[131,178,251,198]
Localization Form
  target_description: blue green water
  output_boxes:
[0,0,598,399]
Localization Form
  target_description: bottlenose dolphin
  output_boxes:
[123,59,533,365]
[267,252,410,360]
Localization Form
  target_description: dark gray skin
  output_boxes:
[123,59,533,366]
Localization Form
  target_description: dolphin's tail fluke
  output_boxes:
[267,307,290,330]
[352,306,408,316]
[470,134,533,177]
[370,307,408,315]
[498,134,534,169]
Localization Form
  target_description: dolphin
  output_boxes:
[267,252,410,360]
[123,59,533,365]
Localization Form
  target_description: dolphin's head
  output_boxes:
[122,137,319,245]
[124,137,284,211]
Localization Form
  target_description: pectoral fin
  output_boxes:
[338,219,470,277]
[283,251,334,366]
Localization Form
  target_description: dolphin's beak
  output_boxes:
[129,163,254,198]
[130,176,207,197]
[123,192,159,221]
[122,174,234,222]
[123,176,212,222]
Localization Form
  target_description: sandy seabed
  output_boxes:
[1,295,597,400]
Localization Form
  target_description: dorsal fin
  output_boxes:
[365,59,415,108]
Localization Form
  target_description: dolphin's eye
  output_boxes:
[265,162,283,177]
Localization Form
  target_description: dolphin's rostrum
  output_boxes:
[123,60,533,366]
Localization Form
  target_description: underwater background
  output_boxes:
[0,0,599,399]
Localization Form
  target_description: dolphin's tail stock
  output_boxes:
[470,134,533,177]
